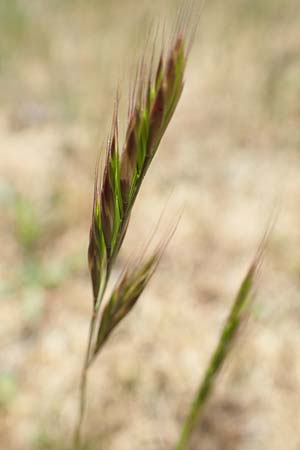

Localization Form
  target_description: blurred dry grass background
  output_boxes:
[1,1,300,449]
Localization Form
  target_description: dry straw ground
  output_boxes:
[1,1,300,450]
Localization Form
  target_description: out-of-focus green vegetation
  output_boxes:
[0,371,17,411]
[0,185,84,304]
[0,0,49,65]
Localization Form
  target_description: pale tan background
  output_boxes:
[1,1,300,449]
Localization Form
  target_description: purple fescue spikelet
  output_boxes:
[88,17,193,306]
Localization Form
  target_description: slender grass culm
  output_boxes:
[73,5,197,448]
[174,229,271,450]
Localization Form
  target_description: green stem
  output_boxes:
[174,264,255,450]
[73,276,109,448]
[174,337,228,450]
[73,310,97,449]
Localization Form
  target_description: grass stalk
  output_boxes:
[73,276,108,448]
[73,311,97,449]
[174,243,266,450]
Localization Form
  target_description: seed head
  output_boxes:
[88,23,191,307]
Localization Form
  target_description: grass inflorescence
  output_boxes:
[74,8,195,448]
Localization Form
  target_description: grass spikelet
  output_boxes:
[93,252,159,358]
[88,19,191,296]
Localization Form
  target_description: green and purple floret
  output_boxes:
[88,34,188,310]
